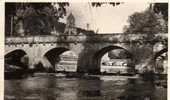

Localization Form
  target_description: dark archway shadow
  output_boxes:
[5,49,28,79]
[140,48,168,82]
[92,46,133,74]
[5,49,27,68]
[43,47,69,72]
[154,48,167,60]
[44,47,69,67]
[153,48,168,80]
[43,47,78,73]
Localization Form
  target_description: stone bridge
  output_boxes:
[5,33,168,73]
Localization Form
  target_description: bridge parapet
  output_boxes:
[5,33,167,44]
[5,35,87,44]
[93,33,167,42]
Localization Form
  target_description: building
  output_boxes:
[100,59,132,74]
[55,54,78,72]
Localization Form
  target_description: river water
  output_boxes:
[5,74,167,100]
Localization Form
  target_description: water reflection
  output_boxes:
[77,78,102,100]
[118,78,155,100]
[5,75,167,100]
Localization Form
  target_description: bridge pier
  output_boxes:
[77,52,101,74]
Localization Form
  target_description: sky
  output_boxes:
[57,2,150,33]
[54,2,150,60]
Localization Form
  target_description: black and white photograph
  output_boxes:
[4,2,168,100]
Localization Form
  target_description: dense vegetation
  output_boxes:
[5,3,69,36]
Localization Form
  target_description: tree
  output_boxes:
[5,3,69,36]
[153,3,168,33]
[153,3,168,21]
[123,7,168,73]
[124,9,167,35]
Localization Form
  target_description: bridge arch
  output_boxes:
[154,48,168,74]
[5,49,29,69]
[154,48,167,60]
[92,45,133,74]
[42,47,78,72]
[44,47,69,67]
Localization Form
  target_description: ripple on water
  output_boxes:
[4,75,167,100]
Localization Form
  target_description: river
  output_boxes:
[5,74,167,100]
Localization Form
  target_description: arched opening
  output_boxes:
[93,46,134,74]
[43,47,78,73]
[154,48,168,74]
[5,49,28,69]
[5,49,29,78]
